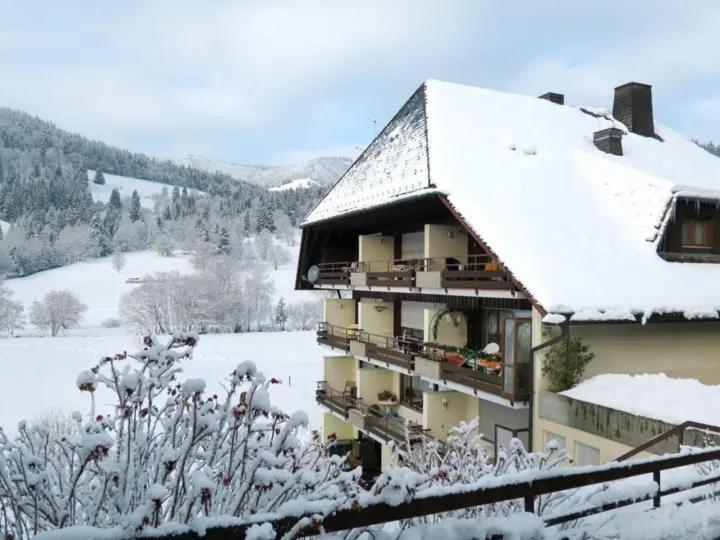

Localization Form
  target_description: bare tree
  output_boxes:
[29,290,87,336]
[0,285,25,335]
[111,250,126,273]
[287,299,322,330]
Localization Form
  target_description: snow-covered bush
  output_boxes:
[0,334,360,538]
[361,419,567,531]
[29,289,87,336]
[102,317,122,328]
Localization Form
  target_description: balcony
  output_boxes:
[312,262,352,287]
[316,322,358,352]
[349,259,416,288]
[415,345,530,405]
[415,255,513,291]
[350,331,421,372]
[348,401,425,445]
[315,380,356,418]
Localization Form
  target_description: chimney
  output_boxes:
[538,92,564,105]
[594,128,623,156]
[613,82,654,137]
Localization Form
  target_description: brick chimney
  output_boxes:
[594,128,623,156]
[538,92,564,105]
[612,82,654,137]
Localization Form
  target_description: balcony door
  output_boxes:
[502,317,531,398]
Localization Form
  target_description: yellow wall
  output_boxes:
[358,299,394,337]
[574,321,720,384]
[381,444,396,472]
[324,355,357,392]
[423,391,479,441]
[323,412,357,440]
[531,306,718,461]
[358,234,394,271]
[424,224,468,270]
[357,365,398,405]
[323,299,357,328]
[535,417,651,464]
[424,307,467,346]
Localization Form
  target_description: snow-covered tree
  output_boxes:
[242,265,275,331]
[0,285,25,335]
[0,334,360,538]
[154,234,174,257]
[129,190,142,222]
[254,228,273,260]
[287,300,321,331]
[55,224,100,264]
[93,170,105,185]
[29,290,87,336]
[273,210,296,246]
[275,297,288,331]
[112,251,126,273]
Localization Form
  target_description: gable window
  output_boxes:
[681,217,713,249]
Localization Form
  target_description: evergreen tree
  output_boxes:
[108,188,122,211]
[217,227,230,255]
[275,297,288,330]
[93,170,105,185]
[129,190,142,222]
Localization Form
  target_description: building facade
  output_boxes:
[295,79,720,474]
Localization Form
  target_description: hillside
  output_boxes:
[0,107,260,194]
[87,170,204,208]
[181,154,350,188]
[269,177,321,192]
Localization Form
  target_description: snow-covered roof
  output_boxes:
[561,373,720,426]
[303,80,720,320]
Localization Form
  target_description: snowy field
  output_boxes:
[4,246,316,331]
[0,244,324,433]
[87,170,203,209]
[0,329,323,433]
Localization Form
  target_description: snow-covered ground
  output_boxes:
[0,329,323,433]
[87,170,203,209]
[0,240,324,432]
[268,177,321,191]
[4,244,316,331]
[5,251,196,329]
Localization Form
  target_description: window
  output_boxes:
[400,374,431,411]
[682,217,713,249]
[574,442,601,466]
[543,430,566,452]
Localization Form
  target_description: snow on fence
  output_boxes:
[152,446,720,539]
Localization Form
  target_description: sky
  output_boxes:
[0,1,718,165]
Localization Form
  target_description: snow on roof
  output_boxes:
[561,373,720,426]
[304,79,720,319]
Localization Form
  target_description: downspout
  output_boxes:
[527,319,569,451]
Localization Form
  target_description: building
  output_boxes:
[295,79,720,474]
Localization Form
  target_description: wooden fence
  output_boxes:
[154,446,720,540]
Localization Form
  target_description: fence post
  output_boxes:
[524,493,535,513]
[653,469,661,508]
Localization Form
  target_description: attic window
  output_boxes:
[682,217,713,249]
[659,198,720,262]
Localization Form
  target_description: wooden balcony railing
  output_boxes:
[312,261,353,286]
[311,254,512,291]
[418,254,512,290]
[352,400,424,445]
[418,346,530,404]
[316,322,358,352]
[353,330,421,371]
[315,381,356,418]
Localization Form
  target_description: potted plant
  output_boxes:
[377,389,397,402]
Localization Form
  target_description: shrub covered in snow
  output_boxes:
[0,334,359,538]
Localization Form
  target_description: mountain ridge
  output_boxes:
[180,154,351,188]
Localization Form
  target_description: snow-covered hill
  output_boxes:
[4,243,316,331]
[268,177,321,192]
[87,170,203,209]
[180,155,350,188]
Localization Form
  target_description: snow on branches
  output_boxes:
[0,334,360,539]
